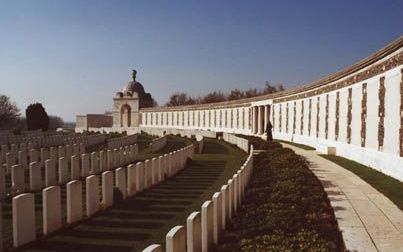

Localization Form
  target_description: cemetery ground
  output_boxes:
[0,134,191,251]
[5,137,246,251]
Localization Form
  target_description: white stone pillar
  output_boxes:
[166,225,186,252]
[86,175,99,217]
[43,186,61,235]
[187,211,201,252]
[102,171,113,207]
[258,106,263,134]
[201,200,214,252]
[12,193,36,247]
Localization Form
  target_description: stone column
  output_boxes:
[144,159,151,188]
[258,106,263,134]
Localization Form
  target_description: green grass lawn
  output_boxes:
[276,139,316,150]
[321,155,403,210]
[15,138,246,252]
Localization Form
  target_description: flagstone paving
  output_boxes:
[281,143,403,252]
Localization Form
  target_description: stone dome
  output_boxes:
[122,80,145,94]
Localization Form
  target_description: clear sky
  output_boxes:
[0,0,402,121]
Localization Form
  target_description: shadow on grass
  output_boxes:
[19,140,239,252]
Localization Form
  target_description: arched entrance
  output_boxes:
[120,104,131,127]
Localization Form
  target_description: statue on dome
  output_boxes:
[132,69,137,81]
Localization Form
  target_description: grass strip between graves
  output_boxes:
[215,136,344,251]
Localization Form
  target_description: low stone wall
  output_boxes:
[223,133,249,153]
[150,135,168,153]
[141,127,217,139]
[142,137,254,252]
[7,142,194,249]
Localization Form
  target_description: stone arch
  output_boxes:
[120,104,131,127]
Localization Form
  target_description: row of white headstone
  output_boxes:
[143,145,254,252]
[6,144,195,249]
[0,132,107,150]
[223,133,249,153]
[150,135,168,153]
[0,144,139,198]
[107,134,138,150]
[1,143,85,172]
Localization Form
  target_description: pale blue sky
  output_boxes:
[0,0,402,121]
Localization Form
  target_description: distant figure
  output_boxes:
[266,121,273,142]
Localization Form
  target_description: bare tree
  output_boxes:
[0,95,20,129]
[166,92,197,107]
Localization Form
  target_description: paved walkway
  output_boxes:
[281,143,403,252]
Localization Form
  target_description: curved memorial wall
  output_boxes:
[140,37,403,181]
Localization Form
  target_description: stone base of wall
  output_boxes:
[273,132,403,182]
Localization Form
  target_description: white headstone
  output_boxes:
[86,175,99,217]
[12,193,36,247]
[187,211,202,252]
[43,186,61,235]
[115,167,127,199]
[166,225,186,252]
[67,180,82,224]
[102,171,113,207]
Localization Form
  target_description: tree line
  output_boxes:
[0,95,64,132]
[165,81,285,107]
